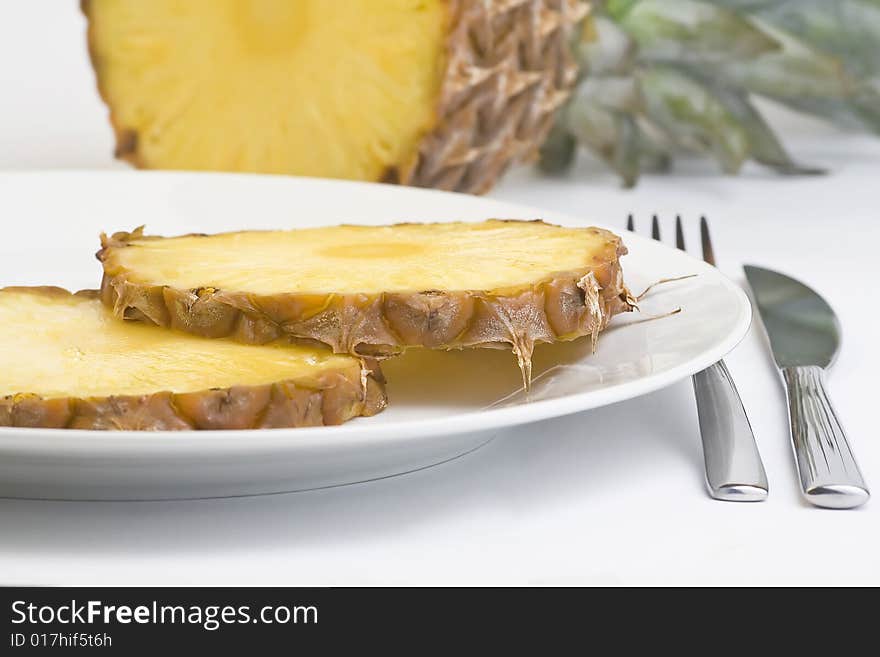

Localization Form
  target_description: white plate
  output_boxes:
[0,171,751,499]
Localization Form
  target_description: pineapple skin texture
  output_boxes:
[0,288,386,431]
[98,221,633,386]
[82,0,589,194]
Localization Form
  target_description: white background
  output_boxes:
[1,2,879,585]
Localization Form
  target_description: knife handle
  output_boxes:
[782,366,869,509]
[692,360,768,501]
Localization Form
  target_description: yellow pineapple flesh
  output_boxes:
[86,0,448,180]
[106,221,619,295]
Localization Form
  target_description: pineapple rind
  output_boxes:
[0,287,385,431]
[398,0,590,193]
[98,220,633,387]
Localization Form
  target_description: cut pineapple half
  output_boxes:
[82,0,588,193]
[0,287,385,430]
[99,220,633,386]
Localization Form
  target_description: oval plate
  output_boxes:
[0,172,750,499]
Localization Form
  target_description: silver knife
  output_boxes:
[744,265,869,509]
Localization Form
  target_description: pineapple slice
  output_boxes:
[99,220,633,386]
[0,287,385,430]
[82,0,588,193]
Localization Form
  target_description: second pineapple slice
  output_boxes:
[99,220,632,385]
[0,287,384,430]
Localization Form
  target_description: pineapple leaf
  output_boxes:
[639,66,751,173]
[573,75,643,114]
[727,32,880,134]
[699,83,825,173]
[576,15,637,76]
[611,114,642,187]
[707,0,880,77]
[562,99,646,186]
[553,0,880,184]
[612,0,781,66]
[538,123,577,173]
[773,93,880,134]
[605,0,642,20]
[633,123,674,172]
[731,37,855,101]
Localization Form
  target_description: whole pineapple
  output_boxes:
[83,0,588,194]
[83,1,879,192]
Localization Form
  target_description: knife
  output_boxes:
[744,265,869,509]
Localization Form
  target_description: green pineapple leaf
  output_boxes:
[612,0,780,65]
[538,124,577,174]
[639,66,751,173]
[775,94,880,134]
[699,83,825,173]
[563,97,644,186]
[539,0,880,183]
[708,0,880,77]
[574,15,637,76]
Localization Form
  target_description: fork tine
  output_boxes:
[651,214,661,241]
[700,215,716,266]
[675,215,685,251]
[626,213,634,231]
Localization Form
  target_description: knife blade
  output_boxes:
[744,265,869,509]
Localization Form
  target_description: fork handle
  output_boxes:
[782,366,869,509]
[692,360,768,501]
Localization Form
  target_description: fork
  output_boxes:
[628,214,769,502]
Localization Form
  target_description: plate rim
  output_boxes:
[0,169,752,451]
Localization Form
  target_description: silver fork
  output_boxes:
[628,214,769,502]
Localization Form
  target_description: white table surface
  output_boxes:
[1,2,879,586]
